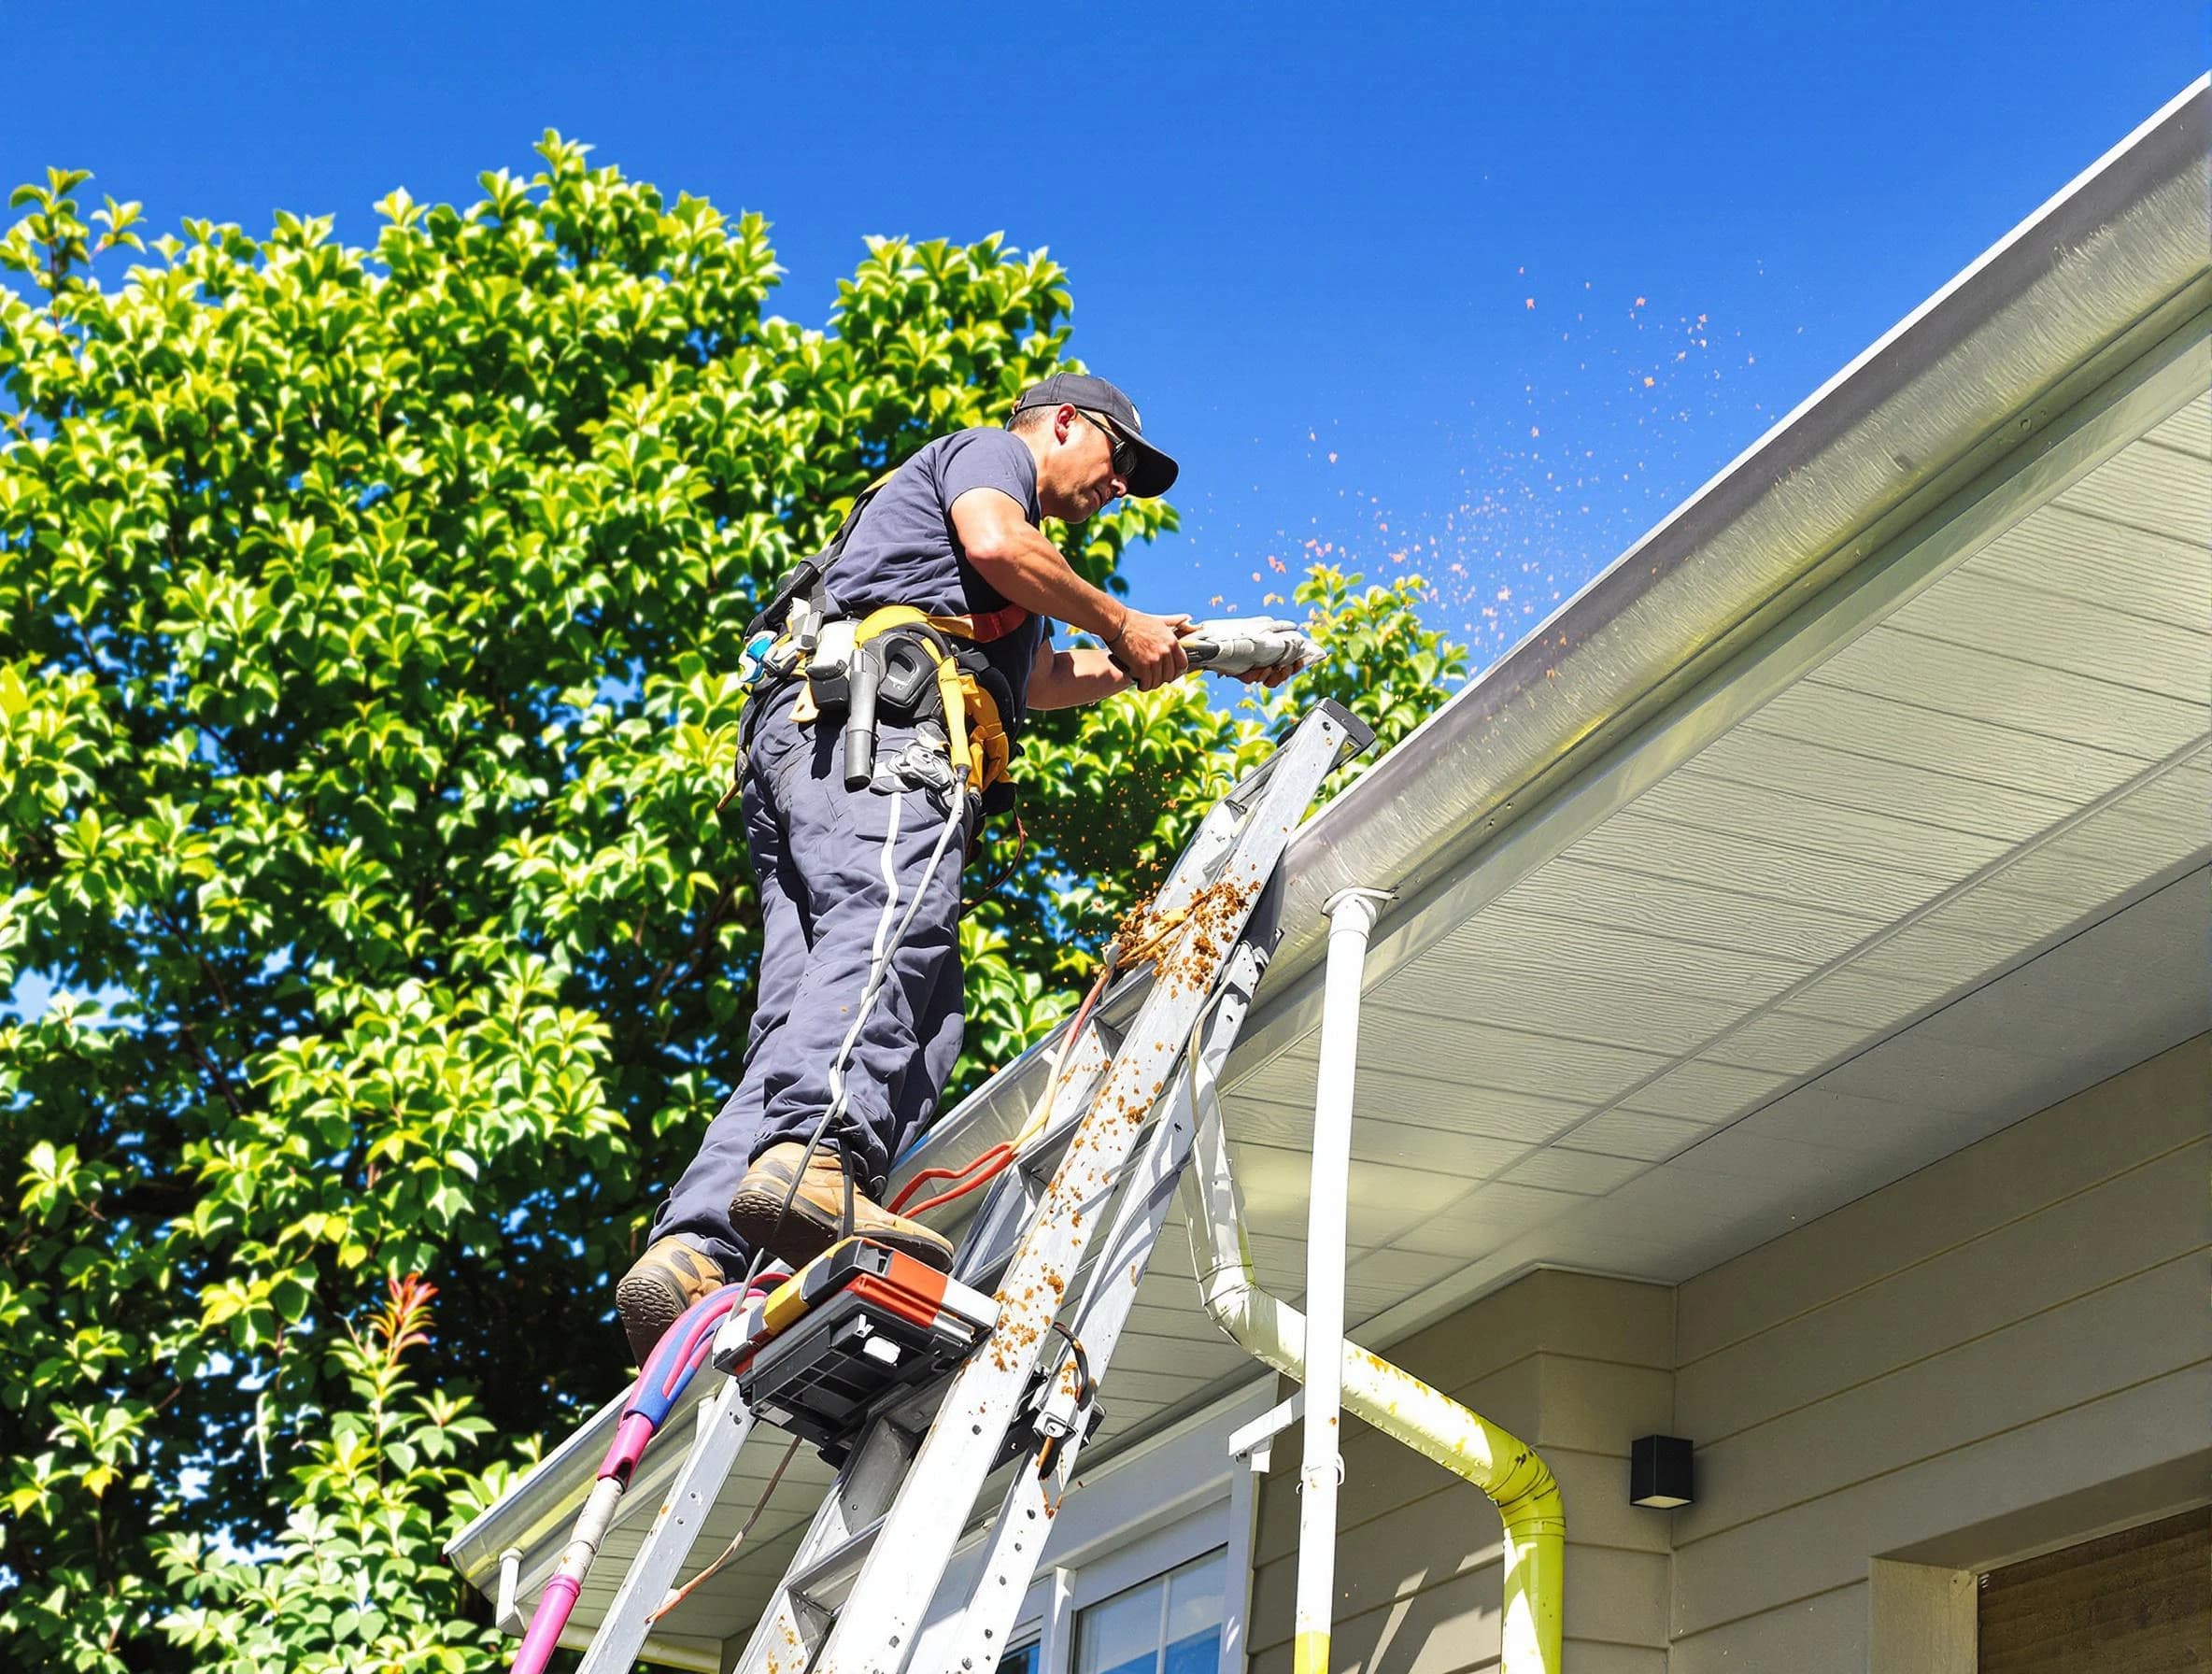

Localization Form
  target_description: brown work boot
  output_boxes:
[728,1142,954,1274]
[615,1240,726,1365]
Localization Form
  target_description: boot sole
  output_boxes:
[616,1272,691,1366]
[729,1180,954,1274]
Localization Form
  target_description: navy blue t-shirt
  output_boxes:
[822,428,1050,733]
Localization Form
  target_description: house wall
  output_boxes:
[1244,1269,1677,1673]
[1667,1034,2210,1671]
[1241,1037,2207,1672]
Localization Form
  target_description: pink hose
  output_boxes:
[504,1276,783,1672]
[509,1574,581,1674]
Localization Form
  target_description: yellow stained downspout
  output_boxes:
[1181,1087,1565,1674]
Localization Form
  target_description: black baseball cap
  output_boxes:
[1009,373,1180,498]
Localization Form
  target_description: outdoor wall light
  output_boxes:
[1629,1435,1695,1509]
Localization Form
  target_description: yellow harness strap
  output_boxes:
[853,606,1012,792]
[773,605,1013,792]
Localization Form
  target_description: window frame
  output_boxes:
[1068,1542,1231,1674]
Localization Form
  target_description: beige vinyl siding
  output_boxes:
[1243,1270,1675,1673]
[1667,1036,2211,1672]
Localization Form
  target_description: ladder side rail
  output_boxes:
[574,1379,760,1674]
[935,938,1269,1673]
[953,696,1354,1290]
[810,710,1355,1673]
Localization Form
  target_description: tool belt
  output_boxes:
[785,605,1018,801]
[731,479,1028,813]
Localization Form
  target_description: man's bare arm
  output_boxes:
[1027,644,1132,711]
[951,487,1188,688]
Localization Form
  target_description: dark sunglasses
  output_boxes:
[1075,408,1140,480]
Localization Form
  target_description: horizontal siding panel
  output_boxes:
[1395,1186,1586,1257]
[1776,966,1950,1031]
[1557,1109,1711,1161]
[1233,1095,1528,1180]
[1370,958,1746,1057]
[1677,1039,2206,1361]
[2052,431,2212,543]
[1809,625,2205,759]
[1561,1546,1671,1649]
[1647,1126,1871,1187]
[1617,1060,1798,1123]
[1676,1142,2205,1442]
[1845,918,2024,989]
[1249,1498,1500,1629]
[1890,569,2212,705]
[1388,1271,1676,1388]
[1670,1369,2208,1636]
[1746,679,2157,805]
[1904,878,2110,945]
[1347,1010,1675,1104]
[1429,903,1818,1004]
[2146,390,2210,457]
[1967,500,2210,630]
[2120,755,2212,837]
[1561,808,1963,923]
[1230,1058,1588,1146]
[1500,855,1882,965]
[1703,1011,1872,1075]
[1737,1085,1956,1156]
[1500,1149,1647,1194]
[1977,816,2207,911]
[1681,1255,2205,1539]
[1342,1246,1468,1298]
[1681,731,2078,844]
[1249,1560,1501,1674]
[1667,1582,1867,1674]
[1524,1356,1677,1457]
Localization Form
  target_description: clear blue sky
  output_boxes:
[4,1,2201,666]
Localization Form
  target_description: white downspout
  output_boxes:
[1182,906,1567,1674]
[1292,887,1392,1674]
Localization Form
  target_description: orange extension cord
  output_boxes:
[885,945,1122,1219]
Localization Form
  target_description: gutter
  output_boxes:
[1247,77,2211,1045]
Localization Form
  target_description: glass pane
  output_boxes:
[1076,1573,1167,1674]
[1163,1552,1226,1674]
[996,1643,1041,1674]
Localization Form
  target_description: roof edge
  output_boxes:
[1264,76,2210,988]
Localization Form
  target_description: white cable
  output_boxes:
[819,766,970,1148]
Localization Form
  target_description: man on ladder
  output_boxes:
[617,373,1295,1364]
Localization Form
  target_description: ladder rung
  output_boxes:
[784,1512,886,1612]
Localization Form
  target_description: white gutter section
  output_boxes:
[1292,888,1393,1674]
[1181,914,1566,1674]
[1243,77,2210,1049]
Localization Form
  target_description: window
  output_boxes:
[995,1644,1040,1674]
[1073,1550,1226,1674]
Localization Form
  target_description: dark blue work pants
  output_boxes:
[646,697,979,1277]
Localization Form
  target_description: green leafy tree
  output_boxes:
[0,140,1465,1671]
[156,1276,512,1673]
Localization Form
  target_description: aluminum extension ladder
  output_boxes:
[576,701,1372,1674]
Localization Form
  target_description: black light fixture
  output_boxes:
[1629,1435,1695,1509]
